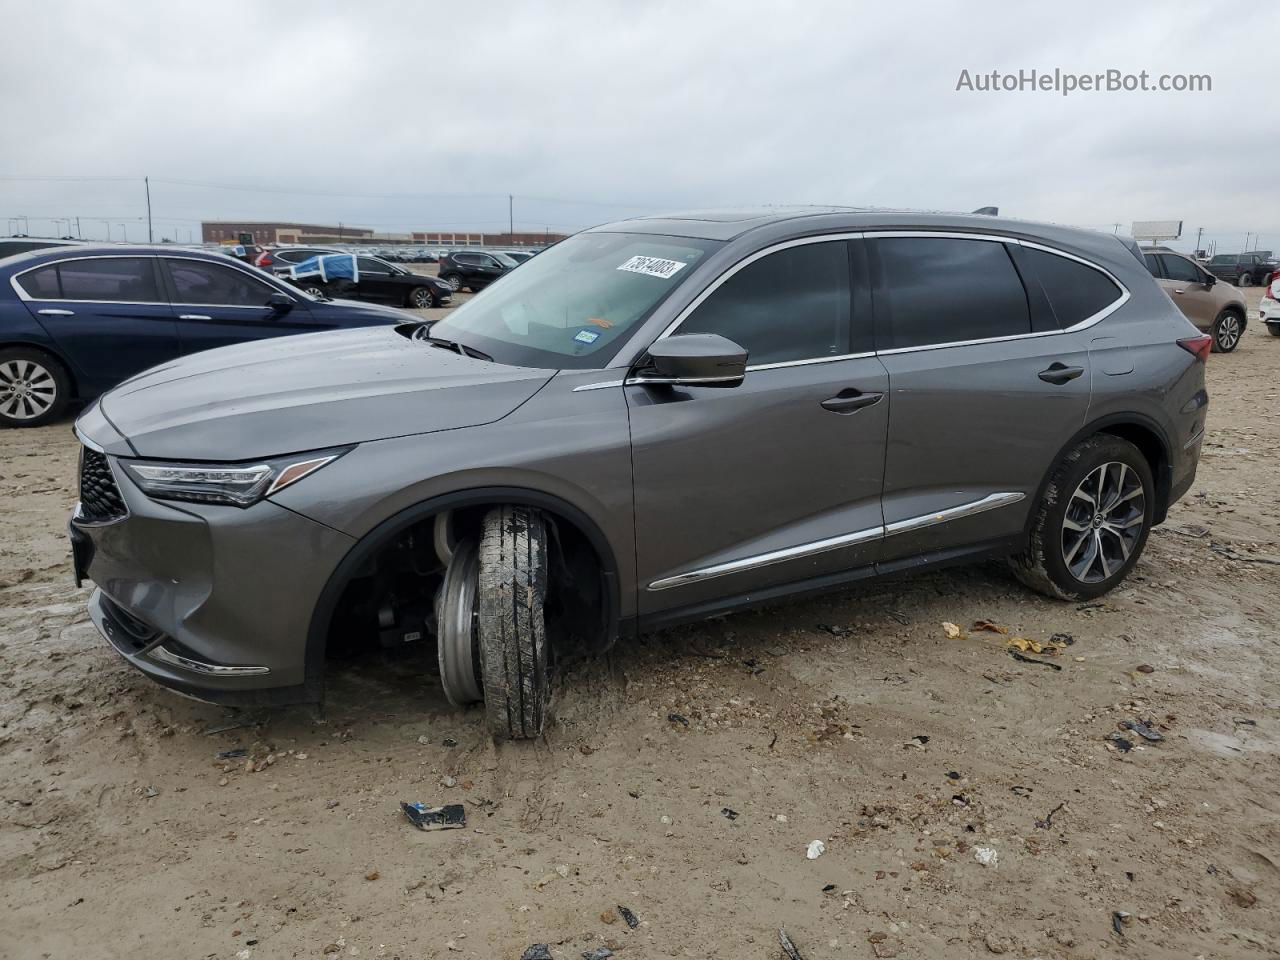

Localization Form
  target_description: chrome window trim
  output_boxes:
[149,645,270,677]
[9,254,168,305]
[647,491,1025,590]
[625,374,744,387]
[641,229,1131,368]
[572,379,626,392]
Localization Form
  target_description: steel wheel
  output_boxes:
[410,287,433,308]
[435,538,483,706]
[1214,312,1242,352]
[0,358,58,422]
[1061,461,1146,584]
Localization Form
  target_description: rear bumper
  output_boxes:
[70,457,356,704]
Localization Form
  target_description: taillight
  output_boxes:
[1177,334,1213,361]
[255,252,273,267]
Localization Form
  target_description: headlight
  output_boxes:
[121,446,351,507]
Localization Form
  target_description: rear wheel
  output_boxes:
[1211,310,1243,352]
[1010,435,1154,600]
[1269,324,1280,337]
[0,348,70,428]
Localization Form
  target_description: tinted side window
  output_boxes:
[166,260,275,305]
[679,240,851,365]
[876,237,1029,348]
[357,257,391,274]
[1143,254,1163,278]
[1021,247,1123,328]
[17,265,62,298]
[57,258,160,302]
[1158,254,1201,284]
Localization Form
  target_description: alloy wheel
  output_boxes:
[1061,461,1146,583]
[412,288,432,308]
[444,275,462,291]
[0,359,57,421]
[1216,314,1241,351]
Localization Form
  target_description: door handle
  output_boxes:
[38,308,75,316]
[1038,362,1085,385]
[1172,289,1185,294]
[820,389,883,413]
[178,314,212,321]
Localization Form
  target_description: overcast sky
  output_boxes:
[1,1,1276,253]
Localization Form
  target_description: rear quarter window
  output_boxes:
[1020,247,1123,328]
[16,265,61,298]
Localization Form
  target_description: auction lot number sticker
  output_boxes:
[617,255,688,279]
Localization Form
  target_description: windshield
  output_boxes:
[429,232,719,369]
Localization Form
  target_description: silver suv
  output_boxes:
[69,208,1209,738]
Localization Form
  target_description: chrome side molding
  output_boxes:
[149,645,270,677]
[647,491,1024,591]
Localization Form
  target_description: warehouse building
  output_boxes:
[201,221,376,245]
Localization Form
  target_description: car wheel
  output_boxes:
[303,285,326,298]
[1211,310,1243,353]
[441,273,463,292]
[1268,324,1280,337]
[477,505,549,739]
[1009,435,1154,601]
[436,538,483,707]
[408,286,434,309]
[1237,273,1253,287]
[0,348,70,428]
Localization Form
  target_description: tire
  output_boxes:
[1211,310,1243,353]
[302,284,327,299]
[440,273,463,292]
[0,347,70,428]
[477,505,550,739]
[1268,324,1280,338]
[1009,435,1154,601]
[1237,273,1253,287]
[408,286,434,309]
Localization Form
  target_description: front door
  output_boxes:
[629,238,889,617]
[355,258,401,302]
[160,257,322,354]
[1157,253,1217,329]
[869,235,1097,561]
[16,255,180,395]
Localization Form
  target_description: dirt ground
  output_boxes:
[2,288,1278,960]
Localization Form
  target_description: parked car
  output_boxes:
[69,209,1208,739]
[437,250,520,291]
[0,236,82,260]
[284,254,453,308]
[0,246,410,426]
[1261,270,1280,337]
[1142,248,1247,351]
[1205,251,1276,286]
[223,243,266,264]
[254,246,343,274]
[504,250,536,264]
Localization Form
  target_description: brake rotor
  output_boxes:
[436,538,483,705]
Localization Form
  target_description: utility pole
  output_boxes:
[75,216,82,239]
[1112,223,1121,234]
[508,194,514,240]
[1194,227,1203,255]
[145,177,153,243]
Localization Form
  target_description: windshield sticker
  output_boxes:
[617,255,688,280]
[574,329,601,344]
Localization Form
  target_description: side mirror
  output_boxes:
[267,292,294,313]
[1202,272,1216,287]
[639,334,747,388]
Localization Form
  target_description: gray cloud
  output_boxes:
[1,0,1275,253]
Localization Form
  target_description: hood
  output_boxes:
[95,325,554,460]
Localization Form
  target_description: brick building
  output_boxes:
[201,221,375,245]
[412,230,567,247]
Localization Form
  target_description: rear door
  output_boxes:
[354,257,400,302]
[629,237,890,616]
[869,234,1096,562]
[160,256,323,354]
[14,255,180,395]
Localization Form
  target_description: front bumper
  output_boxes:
[70,454,356,706]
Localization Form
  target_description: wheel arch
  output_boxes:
[1026,413,1174,542]
[303,485,622,697]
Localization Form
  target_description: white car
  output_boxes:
[1262,272,1280,337]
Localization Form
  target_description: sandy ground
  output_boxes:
[1,288,1277,960]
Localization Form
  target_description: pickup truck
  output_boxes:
[1205,251,1276,286]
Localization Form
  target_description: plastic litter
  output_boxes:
[721,807,739,821]
[400,801,466,831]
[778,929,805,960]
[582,949,614,960]
[520,946,553,960]
[667,713,689,727]
[974,846,999,867]
[1121,720,1163,742]
[1106,732,1133,752]
[617,904,639,929]
[806,839,826,860]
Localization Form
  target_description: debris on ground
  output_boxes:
[520,945,553,960]
[1008,649,1062,670]
[942,621,963,639]
[1049,632,1075,646]
[582,948,614,960]
[906,735,930,748]
[1035,802,1066,829]
[667,713,689,727]
[778,928,805,960]
[1121,720,1164,742]
[868,931,903,957]
[400,801,466,831]
[806,839,826,860]
[617,904,639,929]
[1112,911,1129,936]
[1135,664,1155,674]
[972,619,1009,634]
[1008,635,1070,656]
[721,807,739,821]
[1106,732,1134,753]
[217,748,248,759]
[974,847,999,867]
[441,737,459,748]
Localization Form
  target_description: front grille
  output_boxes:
[79,447,127,522]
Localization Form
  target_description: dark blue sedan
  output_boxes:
[0,246,410,427]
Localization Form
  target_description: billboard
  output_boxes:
[1131,220,1182,242]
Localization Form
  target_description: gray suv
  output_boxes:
[69,208,1210,738]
